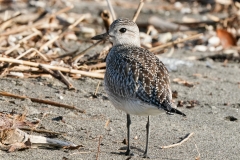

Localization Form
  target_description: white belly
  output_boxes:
[106,89,164,116]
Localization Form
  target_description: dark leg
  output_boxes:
[125,114,132,156]
[143,116,150,158]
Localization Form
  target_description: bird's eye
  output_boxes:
[119,28,127,33]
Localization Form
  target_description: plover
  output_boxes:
[92,18,186,158]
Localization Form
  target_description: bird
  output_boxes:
[92,18,186,158]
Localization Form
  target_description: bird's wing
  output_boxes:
[121,47,172,110]
[123,47,185,116]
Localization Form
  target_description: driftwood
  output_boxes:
[0,128,78,152]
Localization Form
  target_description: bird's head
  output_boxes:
[92,18,140,47]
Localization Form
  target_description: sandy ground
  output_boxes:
[1,1,240,160]
[0,53,239,160]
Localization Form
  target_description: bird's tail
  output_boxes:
[163,100,186,117]
[168,107,186,116]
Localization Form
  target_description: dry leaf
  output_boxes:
[177,100,199,108]
[177,101,184,107]
[216,29,236,48]
[186,100,199,108]
[172,90,178,98]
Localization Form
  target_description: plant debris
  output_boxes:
[177,100,200,108]
[0,112,79,152]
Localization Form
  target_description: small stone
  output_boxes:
[225,116,238,121]
[211,106,217,109]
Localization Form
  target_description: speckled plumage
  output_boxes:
[105,45,173,115]
[92,18,185,158]
[103,19,184,116]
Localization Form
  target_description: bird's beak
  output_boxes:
[91,32,109,40]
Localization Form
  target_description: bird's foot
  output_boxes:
[143,152,150,158]
[125,149,134,156]
[143,154,150,158]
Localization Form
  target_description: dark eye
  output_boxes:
[119,28,127,33]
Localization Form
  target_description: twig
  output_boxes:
[146,25,154,35]
[26,74,53,78]
[72,39,104,64]
[60,13,90,38]
[94,81,101,96]
[0,6,73,37]
[0,91,85,113]
[56,46,80,58]
[1,47,48,76]
[106,0,116,20]
[0,57,104,79]
[0,12,22,25]
[4,44,21,55]
[101,10,113,31]
[149,33,203,52]
[52,5,74,16]
[9,65,40,72]
[39,64,56,75]
[195,143,201,160]
[68,14,87,30]
[132,0,145,22]
[104,119,110,129]
[91,69,106,73]
[0,22,42,37]
[78,62,106,71]
[96,135,103,160]
[19,28,42,43]
[56,70,75,90]
[89,63,106,69]
[21,48,49,61]
[5,30,43,56]
[39,36,59,52]
[39,64,75,90]
[161,132,194,149]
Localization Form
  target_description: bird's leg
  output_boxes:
[125,114,132,156]
[143,116,150,158]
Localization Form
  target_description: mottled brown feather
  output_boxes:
[105,45,173,112]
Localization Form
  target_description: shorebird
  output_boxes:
[92,18,186,158]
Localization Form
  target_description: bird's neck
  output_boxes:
[112,38,141,47]
[113,42,140,48]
